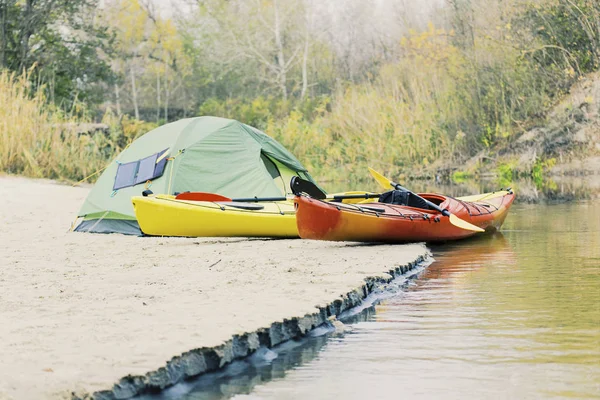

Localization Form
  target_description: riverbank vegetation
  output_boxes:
[0,0,598,183]
[0,70,154,180]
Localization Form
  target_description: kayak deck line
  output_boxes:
[317,194,506,221]
[159,195,296,215]
[72,253,431,400]
[330,200,437,220]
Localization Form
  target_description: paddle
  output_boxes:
[289,176,383,201]
[290,175,327,199]
[175,192,233,201]
[175,192,288,202]
[175,190,382,203]
[174,178,382,203]
[368,167,484,233]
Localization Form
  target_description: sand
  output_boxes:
[0,175,428,399]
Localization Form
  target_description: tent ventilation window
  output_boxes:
[113,149,169,190]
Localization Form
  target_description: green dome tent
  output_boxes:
[75,116,315,235]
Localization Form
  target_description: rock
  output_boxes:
[328,316,352,336]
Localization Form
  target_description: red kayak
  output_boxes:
[294,190,515,243]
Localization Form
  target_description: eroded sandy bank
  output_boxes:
[0,176,428,399]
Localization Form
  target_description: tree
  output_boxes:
[107,0,149,119]
[0,0,115,108]
[193,0,310,100]
[521,0,600,77]
[104,0,194,121]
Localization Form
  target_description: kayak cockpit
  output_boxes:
[419,193,447,206]
[379,190,447,211]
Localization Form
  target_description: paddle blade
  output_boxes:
[290,176,327,199]
[175,192,232,202]
[448,213,485,232]
[368,167,395,190]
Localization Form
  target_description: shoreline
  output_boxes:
[0,176,429,399]
[128,260,431,399]
[83,255,430,400]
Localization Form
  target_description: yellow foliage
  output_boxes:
[113,0,147,46]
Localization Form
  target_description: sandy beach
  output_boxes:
[0,175,428,399]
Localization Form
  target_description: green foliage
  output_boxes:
[493,157,557,191]
[497,162,516,188]
[198,96,330,131]
[102,110,158,148]
[199,97,278,130]
[521,0,600,79]
[532,157,557,189]
[0,0,115,109]
[451,171,472,184]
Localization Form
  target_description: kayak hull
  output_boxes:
[294,191,515,243]
[132,191,377,238]
[132,195,297,237]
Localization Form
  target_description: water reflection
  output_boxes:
[137,311,377,400]
[238,202,599,399]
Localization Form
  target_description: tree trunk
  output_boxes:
[18,0,34,71]
[114,84,121,115]
[273,0,287,99]
[164,90,169,122]
[130,65,140,120]
[156,71,161,123]
[589,3,600,68]
[164,65,169,122]
[300,11,310,100]
[596,10,600,67]
[595,7,600,62]
[0,1,6,67]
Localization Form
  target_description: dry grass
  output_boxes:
[0,70,149,182]
[0,70,106,181]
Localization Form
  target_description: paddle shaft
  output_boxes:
[233,193,382,203]
[331,193,381,201]
[232,196,287,202]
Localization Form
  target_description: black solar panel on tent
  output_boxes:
[113,149,169,190]
[113,161,139,190]
[154,155,168,179]
[134,153,159,185]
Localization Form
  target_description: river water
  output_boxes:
[150,201,600,400]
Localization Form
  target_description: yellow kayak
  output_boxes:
[131,192,374,237]
[132,195,296,237]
